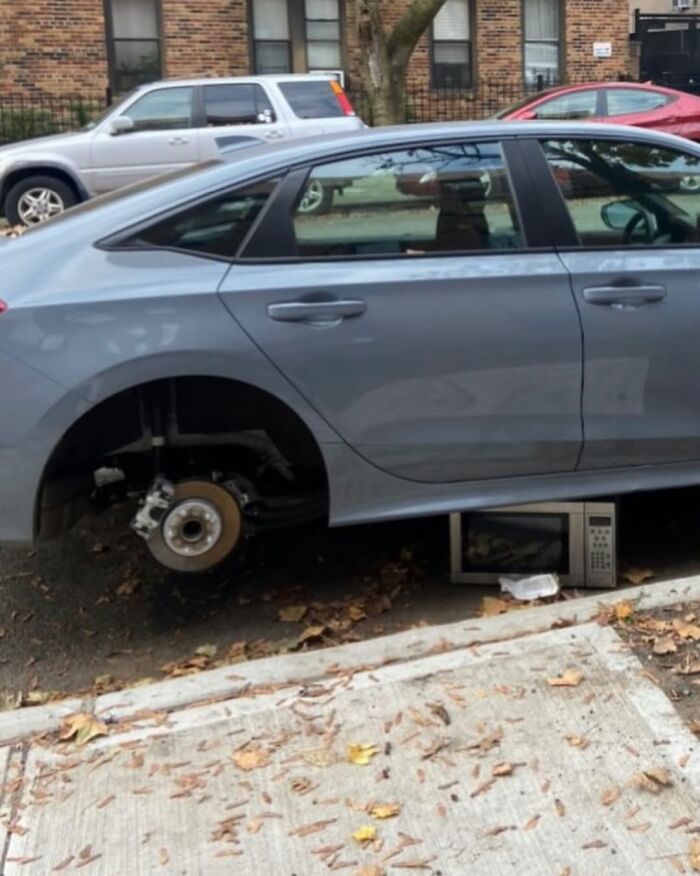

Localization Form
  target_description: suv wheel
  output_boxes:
[298,180,333,215]
[5,176,77,227]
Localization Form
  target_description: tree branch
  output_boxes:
[387,0,448,70]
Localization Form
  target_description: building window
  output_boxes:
[252,0,342,75]
[432,0,472,89]
[305,0,341,71]
[252,0,292,74]
[105,0,162,96]
[523,0,561,86]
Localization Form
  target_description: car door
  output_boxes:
[602,87,679,135]
[218,138,584,484]
[90,86,199,193]
[530,133,700,470]
[197,83,291,162]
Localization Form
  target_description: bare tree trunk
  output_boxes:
[355,0,448,125]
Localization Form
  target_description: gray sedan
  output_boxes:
[2,121,700,572]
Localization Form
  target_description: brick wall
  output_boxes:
[0,0,630,102]
[0,0,107,96]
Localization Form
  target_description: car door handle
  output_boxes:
[262,130,285,140]
[168,136,189,146]
[267,299,366,324]
[582,285,667,308]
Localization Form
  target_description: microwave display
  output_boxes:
[450,502,617,589]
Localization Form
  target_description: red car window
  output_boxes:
[534,90,599,120]
[606,89,670,116]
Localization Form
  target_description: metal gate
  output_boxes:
[635,11,700,93]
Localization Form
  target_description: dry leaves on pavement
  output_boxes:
[690,838,700,872]
[58,713,108,746]
[352,825,377,843]
[547,669,584,688]
[369,803,400,819]
[231,745,271,771]
[632,767,672,794]
[347,743,379,766]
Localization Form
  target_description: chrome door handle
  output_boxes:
[168,136,189,145]
[267,299,366,324]
[582,285,667,308]
[263,130,285,140]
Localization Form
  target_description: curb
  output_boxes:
[1,574,698,746]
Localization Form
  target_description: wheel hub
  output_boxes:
[146,480,243,573]
[17,188,65,225]
[162,498,223,558]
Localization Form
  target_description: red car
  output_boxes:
[496,82,700,142]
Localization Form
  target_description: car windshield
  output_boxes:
[82,91,136,131]
[492,87,563,119]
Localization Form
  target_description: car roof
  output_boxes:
[528,80,688,98]
[135,73,337,89]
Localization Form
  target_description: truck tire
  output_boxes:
[5,175,78,227]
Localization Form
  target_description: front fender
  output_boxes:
[0,157,89,201]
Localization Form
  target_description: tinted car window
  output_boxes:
[293,142,522,257]
[203,84,276,126]
[535,91,599,120]
[124,87,194,131]
[606,88,669,116]
[278,81,344,118]
[543,139,700,247]
[122,180,278,258]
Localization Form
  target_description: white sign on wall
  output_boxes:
[593,42,613,58]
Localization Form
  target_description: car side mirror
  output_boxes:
[109,116,135,136]
[519,110,537,121]
[601,200,640,231]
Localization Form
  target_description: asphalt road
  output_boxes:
[1,486,700,706]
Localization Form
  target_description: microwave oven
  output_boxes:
[449,501,617,589]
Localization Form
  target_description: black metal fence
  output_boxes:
[0,77,633,145]
[0,94,108,145]
[348,80,553,125]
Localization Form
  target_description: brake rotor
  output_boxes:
[147,480,242,573]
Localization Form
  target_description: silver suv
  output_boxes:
[0,74,363,226]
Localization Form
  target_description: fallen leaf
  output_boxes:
[547,670,584,688]
[565,736,589,749]
[482,825,514,837]
[673,620,700,641]
[555,798,566,817]
[23,690,54,706]
[582,840,608,850]
[231,746,270,771]
[352,825,377,843]
[370,803,400,819]
[481,597,513,617]
[523,815,540,831]
[653,637,677,655]
[59,713,108,746]
[194,644,218,659]
[492,762,516,776]
[297,625,327,645]
[354,867,385,876]
[301,748,336,768]
[690,838,700,872]
[278,605,308,623]
[93,674,113,687]
[159,848,170,866]
[347,743,378,766]
[689,720,700,736]
[247,820,262,834]
[633,767,672,794]
[601,786,620,807]
[429,703,451,726]
[622,568,653,586]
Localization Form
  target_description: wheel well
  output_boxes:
[38,376,329,537]
[1,167,83,206]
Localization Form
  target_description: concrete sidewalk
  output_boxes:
[1,597,699,874]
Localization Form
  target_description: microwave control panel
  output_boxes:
[585,510,616,588]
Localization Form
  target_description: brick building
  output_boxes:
[0,0,629,101]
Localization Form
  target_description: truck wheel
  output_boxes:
[298,180,333,215]
[5,175,77,227]
[147,480,243,574]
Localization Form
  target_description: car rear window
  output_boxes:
[279,81,344,118]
